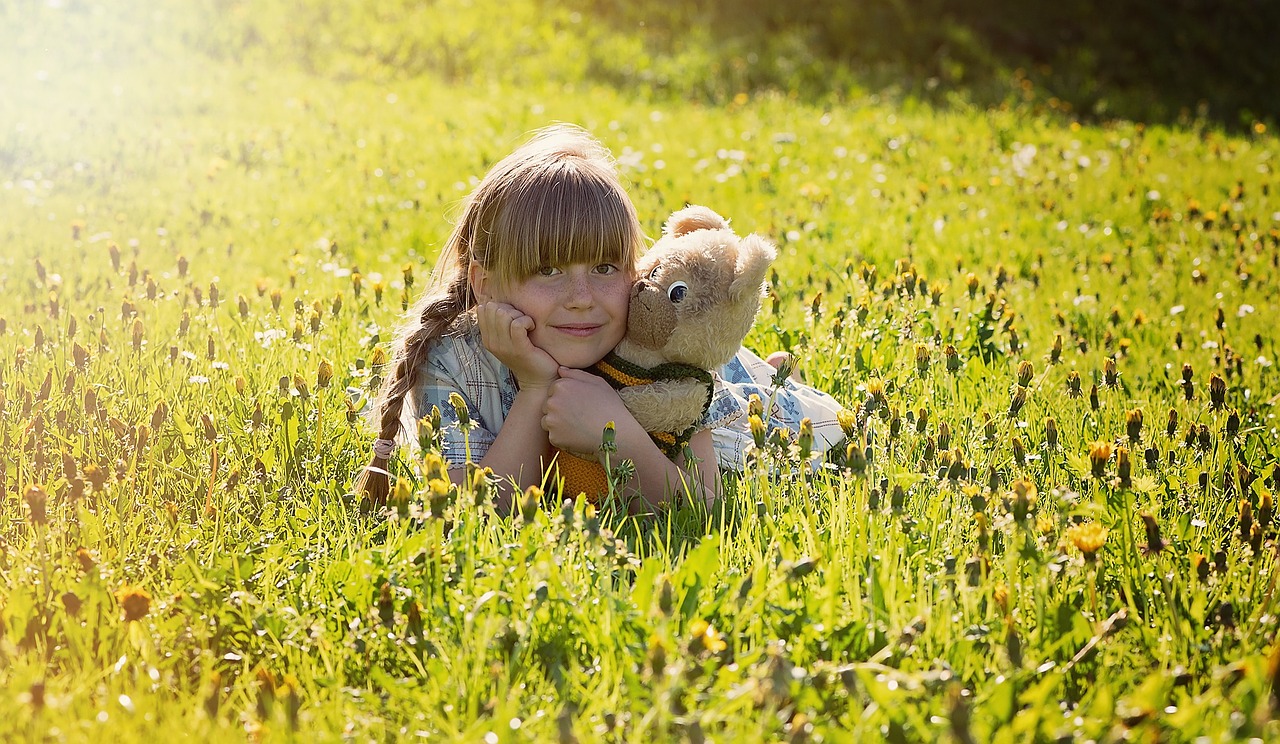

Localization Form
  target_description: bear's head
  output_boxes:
[623,205,776,370]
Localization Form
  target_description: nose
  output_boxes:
[563,268,595,309]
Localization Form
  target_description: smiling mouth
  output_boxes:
[553,324,602,337]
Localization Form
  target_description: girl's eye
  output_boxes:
[594,263,618,275]
[667,281,689,303]
[536,266,560,277]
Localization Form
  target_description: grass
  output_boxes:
[2,0,1279,740]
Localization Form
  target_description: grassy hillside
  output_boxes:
[2,1,1279,740]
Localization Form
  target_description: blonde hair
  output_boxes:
[357,124,644,502]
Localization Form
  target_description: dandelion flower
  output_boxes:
[116,585,153,621]
[688,619,728,654]
[1066,522,1108,561]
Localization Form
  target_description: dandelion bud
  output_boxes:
[1226,410,1240,439]
[521,485,542,524]
[888,408,902,440]
[151,401,168,430]
[208,282,219,309]
[747,393,764,420]
[1259,491,1273,533]
[843,440,866,474]
[1192,553,1210,582]
[1008,385,1027,417]
[946,449,967,481]
[1166,408,1178,438]
[201,413,218,442]
[24,484,48,525]
[402,263,415,288]
[1089,384,1100,411]
[292,374,309,401]
[1251,523,1264,554]
[1009,478,1036,521]
[1116,446,1132,487]
[1012,361,1033,389]
[1088,441,1112,479]
[890,483,906,511]
[449,392,471,429]
[749,414,768,449]
[1138,512,1164,554]
[798,417,814,460]
[72,342,89,370]
[1044,417,1058,449]
[1197,424,1211,451]
[1240,500,1255,543]
[316,359,334,389]
[974,512,990,551]
[1065,371,1082,398]
[944,344,961,373]
[108,241,121,271]
[965,272,980,298]
[369,346,389,370]
[206,336,216,361]
[938,421,952,451]
[351,272,363,297]
[1011,435,1026,466]
[1144,446,1159,470]
[601,421,618,454]
[915,344,930,376]
[1209,373,1227,409]
[1125,408,1143,442]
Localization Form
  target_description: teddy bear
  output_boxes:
[554,205,777,502]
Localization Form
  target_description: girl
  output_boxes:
[358,124,719,509]
[357,125,844,510]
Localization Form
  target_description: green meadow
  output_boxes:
[3,0,1279,740]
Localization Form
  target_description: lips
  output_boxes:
[552,323,602,338]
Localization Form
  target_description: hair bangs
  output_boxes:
[488,159,641,280]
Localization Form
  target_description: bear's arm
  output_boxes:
[618,379,708,434]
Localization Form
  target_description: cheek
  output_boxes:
[604,278,634,317]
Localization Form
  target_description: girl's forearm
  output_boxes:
[450,387,551,511]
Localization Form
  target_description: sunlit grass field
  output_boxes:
[3,1,1279,741]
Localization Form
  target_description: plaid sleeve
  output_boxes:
[407,335,498,466]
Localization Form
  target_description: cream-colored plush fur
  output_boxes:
[613,205,777,438]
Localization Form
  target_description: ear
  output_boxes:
[728,234,777,301]
[468,261,495,303]
[663,205,730,237]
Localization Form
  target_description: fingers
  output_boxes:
[556,366,601,382]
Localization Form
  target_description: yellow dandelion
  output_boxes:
[1088,441,1112,478]
[116,585,153,622]
[688,619,728,654]
[1066,522,1108,561]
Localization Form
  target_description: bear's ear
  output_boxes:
[663,205,730,237]
[728,233,777,301]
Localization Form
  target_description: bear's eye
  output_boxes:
[648,265,661,280]
[667,281,689,303]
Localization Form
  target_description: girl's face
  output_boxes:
[473,260,633,369]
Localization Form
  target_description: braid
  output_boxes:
[357,274,469,503]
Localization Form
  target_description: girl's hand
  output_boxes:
[476,301,560,390]
[543,367,636,458]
